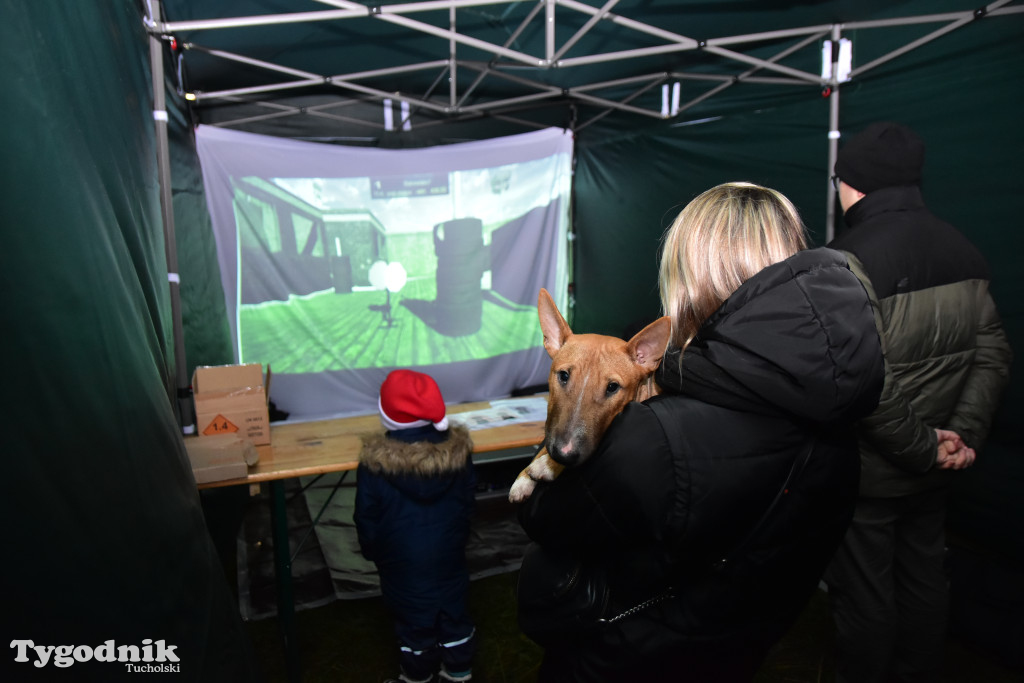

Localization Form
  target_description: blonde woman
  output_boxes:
[518,183,885,682]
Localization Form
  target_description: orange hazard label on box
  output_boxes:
[202,414,239,436]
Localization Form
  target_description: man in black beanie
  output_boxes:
[825,122,1012,683]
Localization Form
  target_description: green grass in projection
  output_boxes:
[238,274,541,373]
[232,160,568,374]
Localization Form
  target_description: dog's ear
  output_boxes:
[538,288,572,359]
[627,316,672,372]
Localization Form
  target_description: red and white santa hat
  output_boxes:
[378,369,449,432]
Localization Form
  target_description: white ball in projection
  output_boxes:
[368,260,407,293]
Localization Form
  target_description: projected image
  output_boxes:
[231,159,569,374]
[197,126,572,417]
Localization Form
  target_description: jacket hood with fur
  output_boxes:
[358,425,473,504]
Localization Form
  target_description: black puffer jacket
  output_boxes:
[829,186,1012,496]
[519,248,884,682]
[355,426,475,621]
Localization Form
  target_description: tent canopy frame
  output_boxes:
[154,0,1021,132]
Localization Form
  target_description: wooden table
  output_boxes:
[198,399,546,490]
[196,399,545,683]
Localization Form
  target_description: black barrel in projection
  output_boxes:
[433,217,486,336]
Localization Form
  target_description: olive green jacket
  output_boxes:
[830,186,1012,497]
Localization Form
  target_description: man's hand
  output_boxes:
[934,428,976,470]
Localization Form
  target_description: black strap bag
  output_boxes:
[516,543,677,648]
[516,543,609,647]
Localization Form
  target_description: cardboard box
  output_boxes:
[192,363,271,446]
[185,433,259,485]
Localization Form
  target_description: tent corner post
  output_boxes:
[824,24,841,245]
[148,0,193,432]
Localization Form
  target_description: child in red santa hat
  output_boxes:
[355,369,477,683]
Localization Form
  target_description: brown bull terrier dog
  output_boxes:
[508,288,672,503]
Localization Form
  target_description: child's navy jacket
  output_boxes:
[355,425,476,617]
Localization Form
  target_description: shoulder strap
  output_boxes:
[712,438,815,572]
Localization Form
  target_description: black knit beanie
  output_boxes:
[834,121,925,194]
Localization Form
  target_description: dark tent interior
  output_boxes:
[3,1,1023,681]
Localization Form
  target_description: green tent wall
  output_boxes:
[1,2,254,680]
[169,94,236,378]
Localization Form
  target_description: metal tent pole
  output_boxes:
[674,31,825,117]
[449,6,457,109]
[825,24,841,244]
[845,1,1014,79]
[457,2,545,107]
[146,0,193,433]
[554,0,622,62]
[318,0,542,67]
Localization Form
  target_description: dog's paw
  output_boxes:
[526,456,558,482]
[508,475,536,503]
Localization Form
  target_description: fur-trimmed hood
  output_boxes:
[359,424,474,478]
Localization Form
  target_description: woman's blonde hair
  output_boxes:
[659,182,808,348]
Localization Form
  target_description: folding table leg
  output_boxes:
[270,479,302,682]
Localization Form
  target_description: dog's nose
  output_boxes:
[552,451,579,466]
[549,440,582,467]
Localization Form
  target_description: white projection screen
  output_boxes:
[196,126,573,420]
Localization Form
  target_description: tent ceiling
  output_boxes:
[155,0,1023,143]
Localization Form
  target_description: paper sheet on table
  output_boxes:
[448,396,547,431]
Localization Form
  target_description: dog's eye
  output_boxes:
[557,370,570,385]
[606,381,620,396]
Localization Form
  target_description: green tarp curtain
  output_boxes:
[1,2,254,680]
